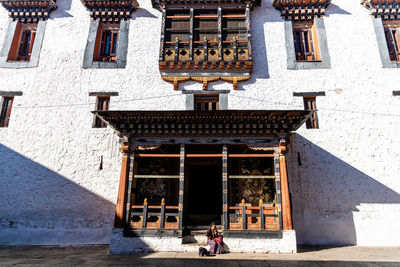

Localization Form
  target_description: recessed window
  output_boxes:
[8,23,37,62]
[303,97,319,129]
[0,96,14,127]
[383,21,400,62]
[292,21,320,62]
[93,96,110,128]
[194,94,219,111]
[94,23,120,62]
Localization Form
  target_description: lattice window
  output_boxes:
[8,23,37,62]
[292,21,320,62]
[194,94,219,111]
[303,97,319,129]
[0,96,14,128]
[383,21,400,62]
[93,96,110,128]
[162,8,250,64]
[94,23,119,62]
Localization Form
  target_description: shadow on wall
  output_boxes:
[289,134,400,245]
[51,0,73,19]
[0,144,116,245]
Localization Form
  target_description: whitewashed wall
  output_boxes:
[0,0,399,246]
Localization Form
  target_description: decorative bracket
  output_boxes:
[162,75,250,91]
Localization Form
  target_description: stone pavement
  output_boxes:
[0,245,399,266]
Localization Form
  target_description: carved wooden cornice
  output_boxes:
[93,110,312,140]
[81,0,139,21]
[361,0,400,20]
[162,75,250,91]
[152,0,260,10]
[0,0,57,22]
[273,0,331,21]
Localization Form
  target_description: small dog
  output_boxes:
[198,247,209,257]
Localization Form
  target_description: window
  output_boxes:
[94,23,119,62]
[0,97,14,127]
[292,21,320,62]
[8,23,37,62]
[303,97,319,129]
[383,21,400,62]
[94,96,110,128]
[194,94,219,111]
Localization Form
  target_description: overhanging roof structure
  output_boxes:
[92,110,311,143]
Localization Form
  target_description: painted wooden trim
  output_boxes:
[125,153,135,226]
[279,153,293,230]
[114,149,130,228]
[222,145,228,229]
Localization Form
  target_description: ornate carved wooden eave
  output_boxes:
[361,0,400,20]
[153,0,260,90]
[273,0,331,21]
[92,110,311,145]
[81,0,139,21]
[151,0,260,9]
[0,0,57,22]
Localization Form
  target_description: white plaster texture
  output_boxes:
[0,0,399,247]
[110,229,296,254]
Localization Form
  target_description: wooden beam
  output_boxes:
[178,144,185,230]
[114,142,130,228]
[125,153,135,226]
[229,175,275,179]
[135,175,179,179]
[273,153,283,231]
[186,154,223,157]
[137,154,180,157]
[228,154,274,157]
[222,145,228,230]
[279,140,293,230]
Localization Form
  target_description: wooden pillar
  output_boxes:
[273,151,283,230]
[114,141,130,228]
[159,8,166,61]
[279,139,293,230]
[178,144,185,229]
[125,152,135,227]
[222,145,228,229]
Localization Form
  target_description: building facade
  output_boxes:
[0,0,400,253]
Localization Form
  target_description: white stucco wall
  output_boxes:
[0,0,399,246]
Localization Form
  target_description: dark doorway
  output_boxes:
[186,164,222,226]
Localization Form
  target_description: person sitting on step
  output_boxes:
[206,222,224,254]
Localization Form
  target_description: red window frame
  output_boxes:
[194,94,219,111]
[0,96,14,127]
[292,21,321,62]
[8,23,37,62]
[94,23,120,62]
[383,21,400,62]
[303,97,319,129]
[94,96,110,128]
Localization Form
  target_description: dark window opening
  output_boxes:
[94,96,110,128]
[383,21,400,62]
[293,21,320,62]
[194,94,219,111]
[0,96,14,127]
[8,23,37,62]
[303,97,319,129]
[94,23,120,62]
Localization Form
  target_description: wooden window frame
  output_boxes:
[383,20,400,62]
[0,96,14,128]
[163,8,249,63]
[93,96,110,128]
[292,21,321,62]
[303,96,319,129]
[94,23,120,63]
[8,23,37,62]
[194,94,220,111]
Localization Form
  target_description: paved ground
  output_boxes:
[0,245,400,266]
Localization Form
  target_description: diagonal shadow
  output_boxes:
[0,143,115,245]
[288,134,400,245]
